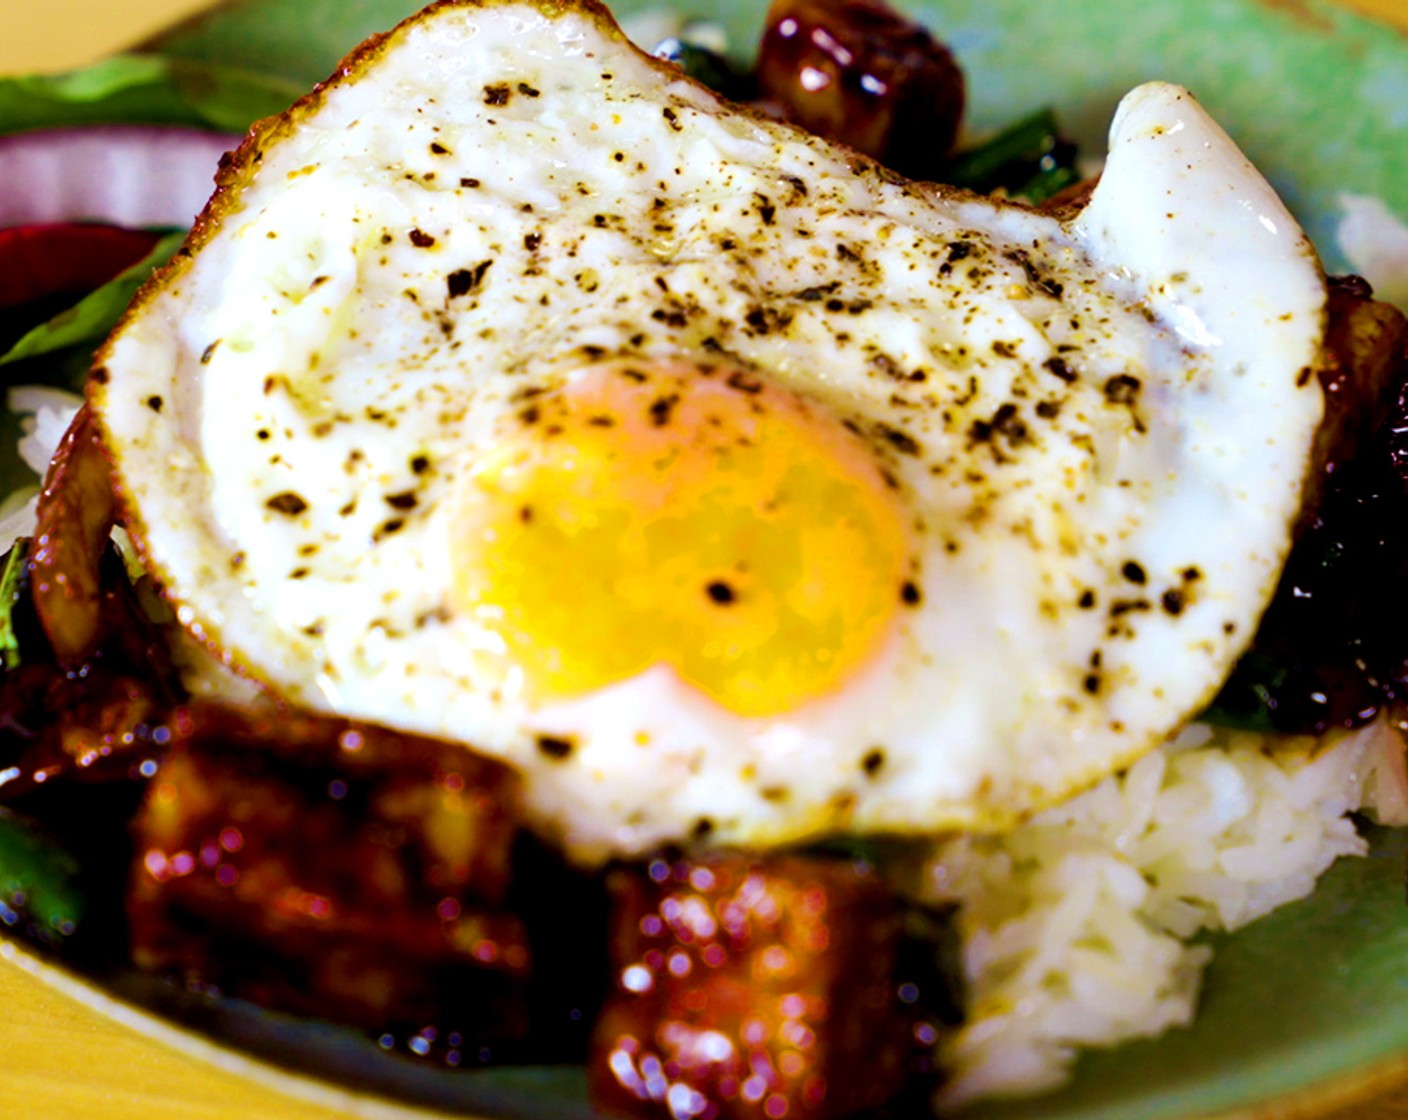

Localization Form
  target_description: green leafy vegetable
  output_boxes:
[1197,650,1286,732]
[141,0,428,86]
[0,809,84,945]
[0,541,28,672]
[0,230,186,370]
[0,54,303,136]
[653,38,755,101]
[945,108,1082,204]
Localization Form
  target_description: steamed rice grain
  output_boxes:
[924,721,1382,1106]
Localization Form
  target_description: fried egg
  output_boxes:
[91,0,1326,863]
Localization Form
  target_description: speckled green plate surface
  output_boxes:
[22,1,1408,1119]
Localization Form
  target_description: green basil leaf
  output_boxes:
[0,808,84,945]
[0,229,187,369]
[0,541,28,672]
[0,55,301,136]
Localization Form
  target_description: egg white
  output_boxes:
[93,0,1325,863]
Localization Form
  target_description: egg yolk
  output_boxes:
[454,358,912,716]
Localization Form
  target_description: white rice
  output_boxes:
[1337,192,1408,312]
[0,386,82,556]
[921,719,1402,1107]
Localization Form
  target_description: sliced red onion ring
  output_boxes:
[0,125,239,230]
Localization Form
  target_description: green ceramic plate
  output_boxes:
[12,1,1408,1119]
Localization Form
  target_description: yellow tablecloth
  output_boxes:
[2,1,1408,1118]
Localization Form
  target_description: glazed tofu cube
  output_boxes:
[590,852,912,1120]
[127,702,530,1041]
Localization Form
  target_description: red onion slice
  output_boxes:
[0,224,162,308]
[0,125,239,231]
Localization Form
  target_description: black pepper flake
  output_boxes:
[90,366,109,385]
[1008,249,1064,298]
[797,282,840,302]
[1035,399,1061,420]
[483,83,511,106]
[385,491,419,511]
[744,306,791,335]
[900,580,922,607]
[536,735,575,760]
[649,394,680,427]
[1161,588,1186,616]
[969,403,1029,448]
[691,817,715,840]
[374,518,405,541]
[145,395,164,413]
[517,82,541,97]
[878,424,920,456]
[726,370,762,394]
[200,341,220,365]
[651,307,688,328]
[410,454,431,474]
[662,106,682,131]
[1122,561,1147,585]
[409,228,437,248]
[1104,374,1142,405]
[524,231,542,251]
[754,194,776,225]
[992,340,1018,359]
[861,749,885,778]
[705,580,736,605]
[430,141,450,155]
[447,260,493,298]
[946,240,973,262]
[266,492,308,516]
[460,177,481,188]
[1043,356,1076,383]
[1083,673,1102,695]
[1078,589,1096,609]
